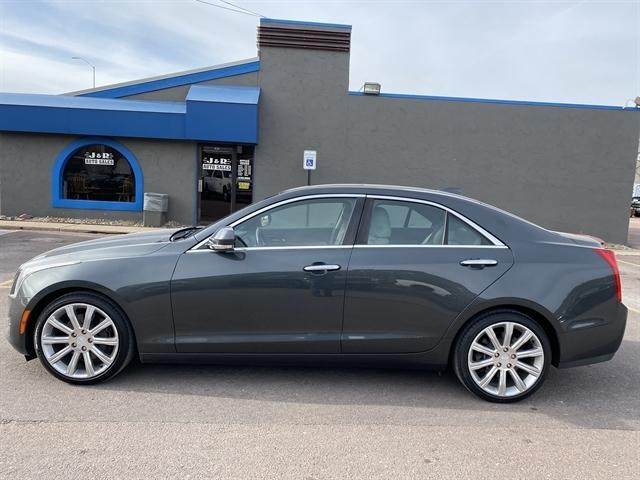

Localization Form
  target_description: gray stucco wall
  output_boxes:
[0,133,197,225]
[121,72,259,101]
[255,45,640,244]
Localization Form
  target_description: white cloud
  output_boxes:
[0,0,638,105]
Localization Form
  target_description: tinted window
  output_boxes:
[62,144,135,202]
[366,200,446,245]
[446,214,491,245]
[234,198,357,247]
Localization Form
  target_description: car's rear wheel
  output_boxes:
[454,311,550,402]
[34,292,135,384]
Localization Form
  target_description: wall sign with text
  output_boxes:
[202,156,232,171]
[84,151,115,165]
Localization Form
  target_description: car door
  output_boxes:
[171,195,364,353]
[342,196,514,353]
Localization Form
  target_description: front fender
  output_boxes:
[15,254,179,356]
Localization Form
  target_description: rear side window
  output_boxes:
[446,214,492,246]
[362,199,495,246]
[365,199,446,245]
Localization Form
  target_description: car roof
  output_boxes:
[280,183,466,200]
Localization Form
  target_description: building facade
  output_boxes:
[1,18,639,243]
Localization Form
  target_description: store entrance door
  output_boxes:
[198,145,254,224]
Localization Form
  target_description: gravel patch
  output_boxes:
[0,215,187,229]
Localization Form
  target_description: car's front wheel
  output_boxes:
[34,292,135,384]
[453,311,550,402]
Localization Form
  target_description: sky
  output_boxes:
[0,0,639,106]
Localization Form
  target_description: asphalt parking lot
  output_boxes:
[0,230,638,479]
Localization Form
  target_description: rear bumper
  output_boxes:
[556,303,627,368]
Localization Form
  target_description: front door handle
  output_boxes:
[303,264,341,273]
[460,259,498,268]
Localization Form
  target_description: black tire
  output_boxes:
[34,292,135,385]
[453,310,551,403]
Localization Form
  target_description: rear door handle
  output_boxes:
[460,259,498,268]
[303,264,341,272]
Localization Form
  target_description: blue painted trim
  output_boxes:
[51,137,144,212]
[260,18,352,29]
[348,91,638,111]
[186,84,260,104]
[0,93,186,112]
[81,61,260,99]
[185,87,259,144]
[0,85,261,144]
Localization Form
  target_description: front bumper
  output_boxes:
[557,302,627,368]
[6,291,31,356]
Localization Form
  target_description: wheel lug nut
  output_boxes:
[503,347,508,352]
[497,362,502,367]
[72,343,77,348]
[88,338,93,343]
[507,363,512,368]
[71,333,77,337]
[81,346,87,351]
[494,353,500,358]
[81,329,87,334]
[511,354,516,359]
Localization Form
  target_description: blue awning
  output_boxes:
[0,84,260,144]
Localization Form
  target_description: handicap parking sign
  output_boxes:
[303,150,317,170]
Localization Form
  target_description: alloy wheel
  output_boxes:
[38,303,120,379]
[467,321,545,398]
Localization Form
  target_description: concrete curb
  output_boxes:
[0,220,156,235]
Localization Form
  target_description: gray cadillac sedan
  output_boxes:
[6,185,627,402]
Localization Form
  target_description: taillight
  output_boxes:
[595,249,622,303]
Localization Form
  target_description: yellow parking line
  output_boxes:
[0,279,13,289]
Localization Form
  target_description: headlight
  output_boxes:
[9,269,24,296]
[9,261,81,297]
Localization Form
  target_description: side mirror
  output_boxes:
[207,227,235,252]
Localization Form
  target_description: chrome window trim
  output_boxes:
[188,245,353,253]
[353,244,508,249]
[190,194,365,251]
[365,195,506,247]
[190,192,506,252]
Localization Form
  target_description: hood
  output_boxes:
[26,229,176,267]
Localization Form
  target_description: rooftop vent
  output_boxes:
[258,21,351,53]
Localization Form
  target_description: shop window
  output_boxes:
[52,138,143,211]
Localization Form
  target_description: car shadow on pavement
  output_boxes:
[94,337,640,432]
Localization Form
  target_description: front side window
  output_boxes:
[366,199,446,245]
[234,198,357,248]
[62,144,135,203]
